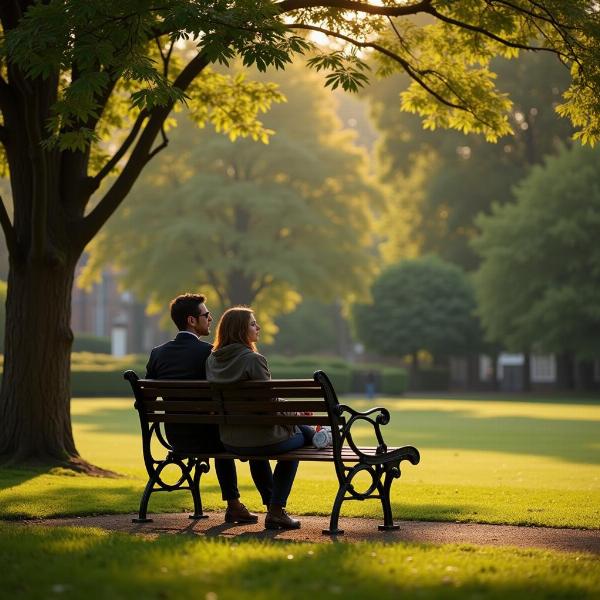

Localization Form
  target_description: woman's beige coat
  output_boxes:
[206,343,293,448]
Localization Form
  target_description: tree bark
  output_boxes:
[0,257,74,460]
[0,256,113,474]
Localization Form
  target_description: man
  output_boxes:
[146,293,258,524]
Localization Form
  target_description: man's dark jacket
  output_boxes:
[146,331,222,452]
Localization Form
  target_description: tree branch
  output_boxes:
[60,70,120,212]
[0,195,17,255]
[277,0,432,16]
[147,123,169,162]
[292,23,505,130]
[80,51,211,248]
[92,111,148,186]
[289,24,464,110]
[424,4,567,59]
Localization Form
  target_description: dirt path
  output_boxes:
[15,512,600,555]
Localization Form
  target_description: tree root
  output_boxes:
[0,454,122,478]
[61,456,122,478]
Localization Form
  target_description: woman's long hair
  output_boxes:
[212,307,256,352]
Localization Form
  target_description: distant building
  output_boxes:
[71,256,164,354]
[450,353,600,392]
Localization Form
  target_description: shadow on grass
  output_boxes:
[0,471,479,525]
[2,525,596,599]
[0,465,228,518]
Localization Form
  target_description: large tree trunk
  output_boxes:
[0,257,111,474]
[0,258,76,463]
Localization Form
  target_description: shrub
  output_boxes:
[380,368,408,395]
[409,367,450,391]
[269,365,352,394]
[72,334,111,353]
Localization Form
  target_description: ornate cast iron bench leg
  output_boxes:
[323,482,349,535]
[189,459,210,520]
[132,466,162,523]
[377,464,401,531]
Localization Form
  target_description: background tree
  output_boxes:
[369,52,574,270]
[81,65,379,339]
[354,256,480,375]
[267,300,341,356]
[472,143,600,390]
[0,1,598,469]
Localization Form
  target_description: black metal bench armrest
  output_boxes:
[336,403,412,463]
[336,404,390,456]
[358,444,420,467]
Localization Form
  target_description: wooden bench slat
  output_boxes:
[140,388,214,398]
[147,415,334,426]
[138,378,321,389]
[139,381,211,390]
[219,388,325,399]
[223,415,333,425]
[141,400,222,411]
[223,400,327,411]
[148,415,227,424]
[174,446,398,463]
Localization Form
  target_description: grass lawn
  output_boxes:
[0,395,599,529]
[2,523,599,600]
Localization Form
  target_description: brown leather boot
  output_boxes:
[224,502,259,524]
[265,505,301,530]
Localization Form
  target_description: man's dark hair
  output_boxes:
[169,293,206,331]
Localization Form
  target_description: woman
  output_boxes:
[206,307,314,530]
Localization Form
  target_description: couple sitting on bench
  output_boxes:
[146,293,316,530]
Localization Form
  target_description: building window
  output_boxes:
[479,355,493,382]
[531,354,556,383]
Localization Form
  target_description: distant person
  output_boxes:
[206,306,314,530]
[365,370,376,400]
[146,293,258,525]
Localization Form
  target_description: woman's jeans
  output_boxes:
[225,425,315,507]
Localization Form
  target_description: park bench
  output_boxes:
[124,369,420,534]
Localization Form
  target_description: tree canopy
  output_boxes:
[80,64,379,337]
[472,143,600,358]
[354,256,480,366]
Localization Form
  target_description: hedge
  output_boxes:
[269,365,352,395]
[380,368,408,395]
[408,367,451,391]
[72,334,111,354]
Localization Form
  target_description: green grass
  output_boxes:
[0,396,599,528]
[2,523,599,600]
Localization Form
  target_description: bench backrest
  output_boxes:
[128,376,337,427]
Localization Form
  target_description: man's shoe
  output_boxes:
[224,503,259,524]
[265,509,301,530]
